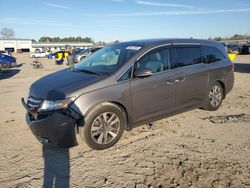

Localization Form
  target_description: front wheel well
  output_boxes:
[77,101,130,131]
[110,101,130,130]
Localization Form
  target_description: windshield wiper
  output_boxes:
[71,67,102,76]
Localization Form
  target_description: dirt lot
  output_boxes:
[0,54,250,188]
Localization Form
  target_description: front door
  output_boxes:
[130,47,176,124]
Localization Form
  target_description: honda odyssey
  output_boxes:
[21,39,234,150]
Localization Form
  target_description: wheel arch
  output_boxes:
[216,80,226,99]
[77,101,130,131]
[110,101,129,130]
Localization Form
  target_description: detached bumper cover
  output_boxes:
[26,112,78,148]
[22,98,78,148]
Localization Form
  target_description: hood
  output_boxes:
[0,55,15,63]
[29,68,104,100]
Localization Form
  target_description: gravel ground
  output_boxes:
[0,54,250,188]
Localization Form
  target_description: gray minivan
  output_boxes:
[22,39,234,150]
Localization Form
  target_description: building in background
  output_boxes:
[0,39,94,53]
[0,39,32,52]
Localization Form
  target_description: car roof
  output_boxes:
[118,38,222,48]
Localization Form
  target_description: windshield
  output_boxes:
[73,45,141,75]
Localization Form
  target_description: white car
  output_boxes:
[30,52,48,58]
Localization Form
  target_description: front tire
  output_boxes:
[1,62,9,70]
[204,82,224,111]
[79,103,125,150]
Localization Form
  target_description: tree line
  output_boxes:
[212,34,250,41]
[37,37,119,46]
[38,36,94,43]
[1,27,249,44]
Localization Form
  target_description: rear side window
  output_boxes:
[174,47,202,68]
[204,46,226,63]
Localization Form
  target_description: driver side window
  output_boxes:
[136,48,170,74]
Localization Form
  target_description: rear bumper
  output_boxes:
[225,69,235,95]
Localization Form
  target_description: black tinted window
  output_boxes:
[117,67,132,82]
[174,47,202,68]
[204,46,226,63]
[136,48,170,73]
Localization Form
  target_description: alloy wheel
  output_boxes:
[91,112,120,145]
[209,85,222,107]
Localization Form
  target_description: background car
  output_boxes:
[30,51,49,58]
[240,44,250,54]
[227,44,241,54]
[73,47,102,63]
[73,48,90,63]
[0,54,17,69]
[66,49,87,65]
[72,48,87,56]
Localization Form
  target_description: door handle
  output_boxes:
[165,81,174,86]
[165,77,185,85]
[175,77,185,83]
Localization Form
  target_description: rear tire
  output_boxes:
[79,103,125,150]
[203,82,224,111]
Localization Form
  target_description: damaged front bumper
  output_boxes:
[22,98,81,148]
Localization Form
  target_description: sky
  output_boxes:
[0,0,250,42]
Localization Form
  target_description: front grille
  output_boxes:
[27,96,43,111]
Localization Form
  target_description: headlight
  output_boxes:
[39,97,75,112]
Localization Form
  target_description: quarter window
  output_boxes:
[117,67,132,82]
[204,46,226,63]
[174,47,202,68]
[136,48,170,74]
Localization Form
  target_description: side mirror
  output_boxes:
[134,67,153,78]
